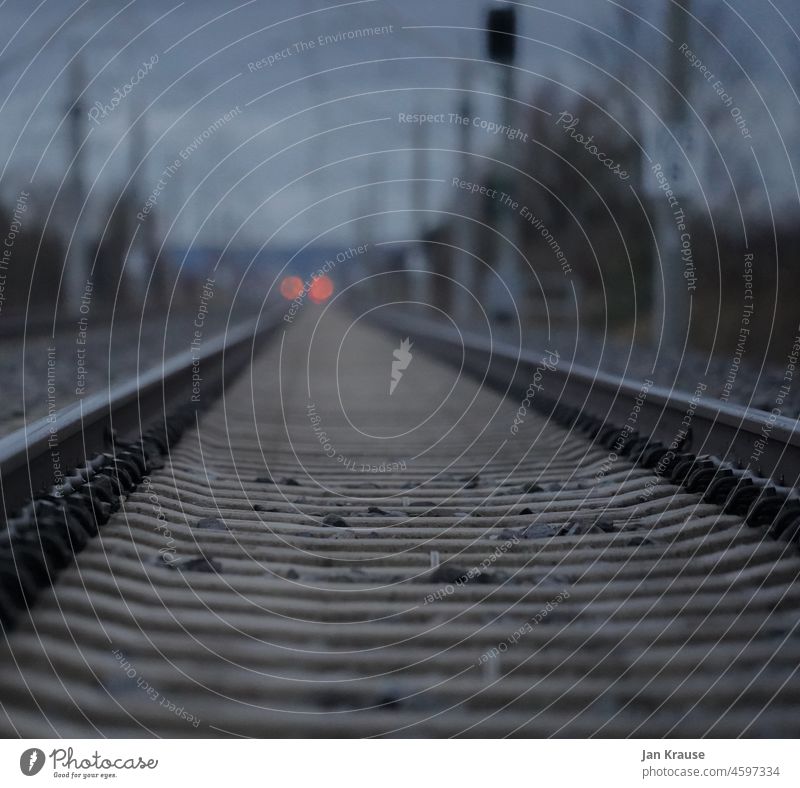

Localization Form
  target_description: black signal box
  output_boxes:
[486,6,517,64]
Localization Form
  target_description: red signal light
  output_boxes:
[279,275,304,300]
[308,275,334,304]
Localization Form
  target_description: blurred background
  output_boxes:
[1,0,799,430]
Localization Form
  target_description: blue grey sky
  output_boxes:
[0,0,797,248]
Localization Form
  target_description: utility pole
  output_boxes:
[651,0,692,351]
[454,60,475,324]
[407,118,429,305]
[64,53,91,317]
[357,153,382,299]
[126,103,150,304]
[485,3,519,326]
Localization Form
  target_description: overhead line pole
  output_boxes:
[651,0,692,352]
[63,53,92,318]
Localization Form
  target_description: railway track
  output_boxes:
[0,306,799,737]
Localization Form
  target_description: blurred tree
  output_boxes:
[0,197,65,318]
[91,190,139,310]
[518,84,648,328]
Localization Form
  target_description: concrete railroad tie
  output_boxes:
[1,310,799,737]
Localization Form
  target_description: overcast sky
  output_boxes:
[0,0,797,249]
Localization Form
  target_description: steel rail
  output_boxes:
[0,312,114,339]
[0,308,284,524]
[369,311,800,491]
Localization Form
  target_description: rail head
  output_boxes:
[369,311,800,492]
[0,311,283,524]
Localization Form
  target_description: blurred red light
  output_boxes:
[308,275,334,304]
[279,275,304,300]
